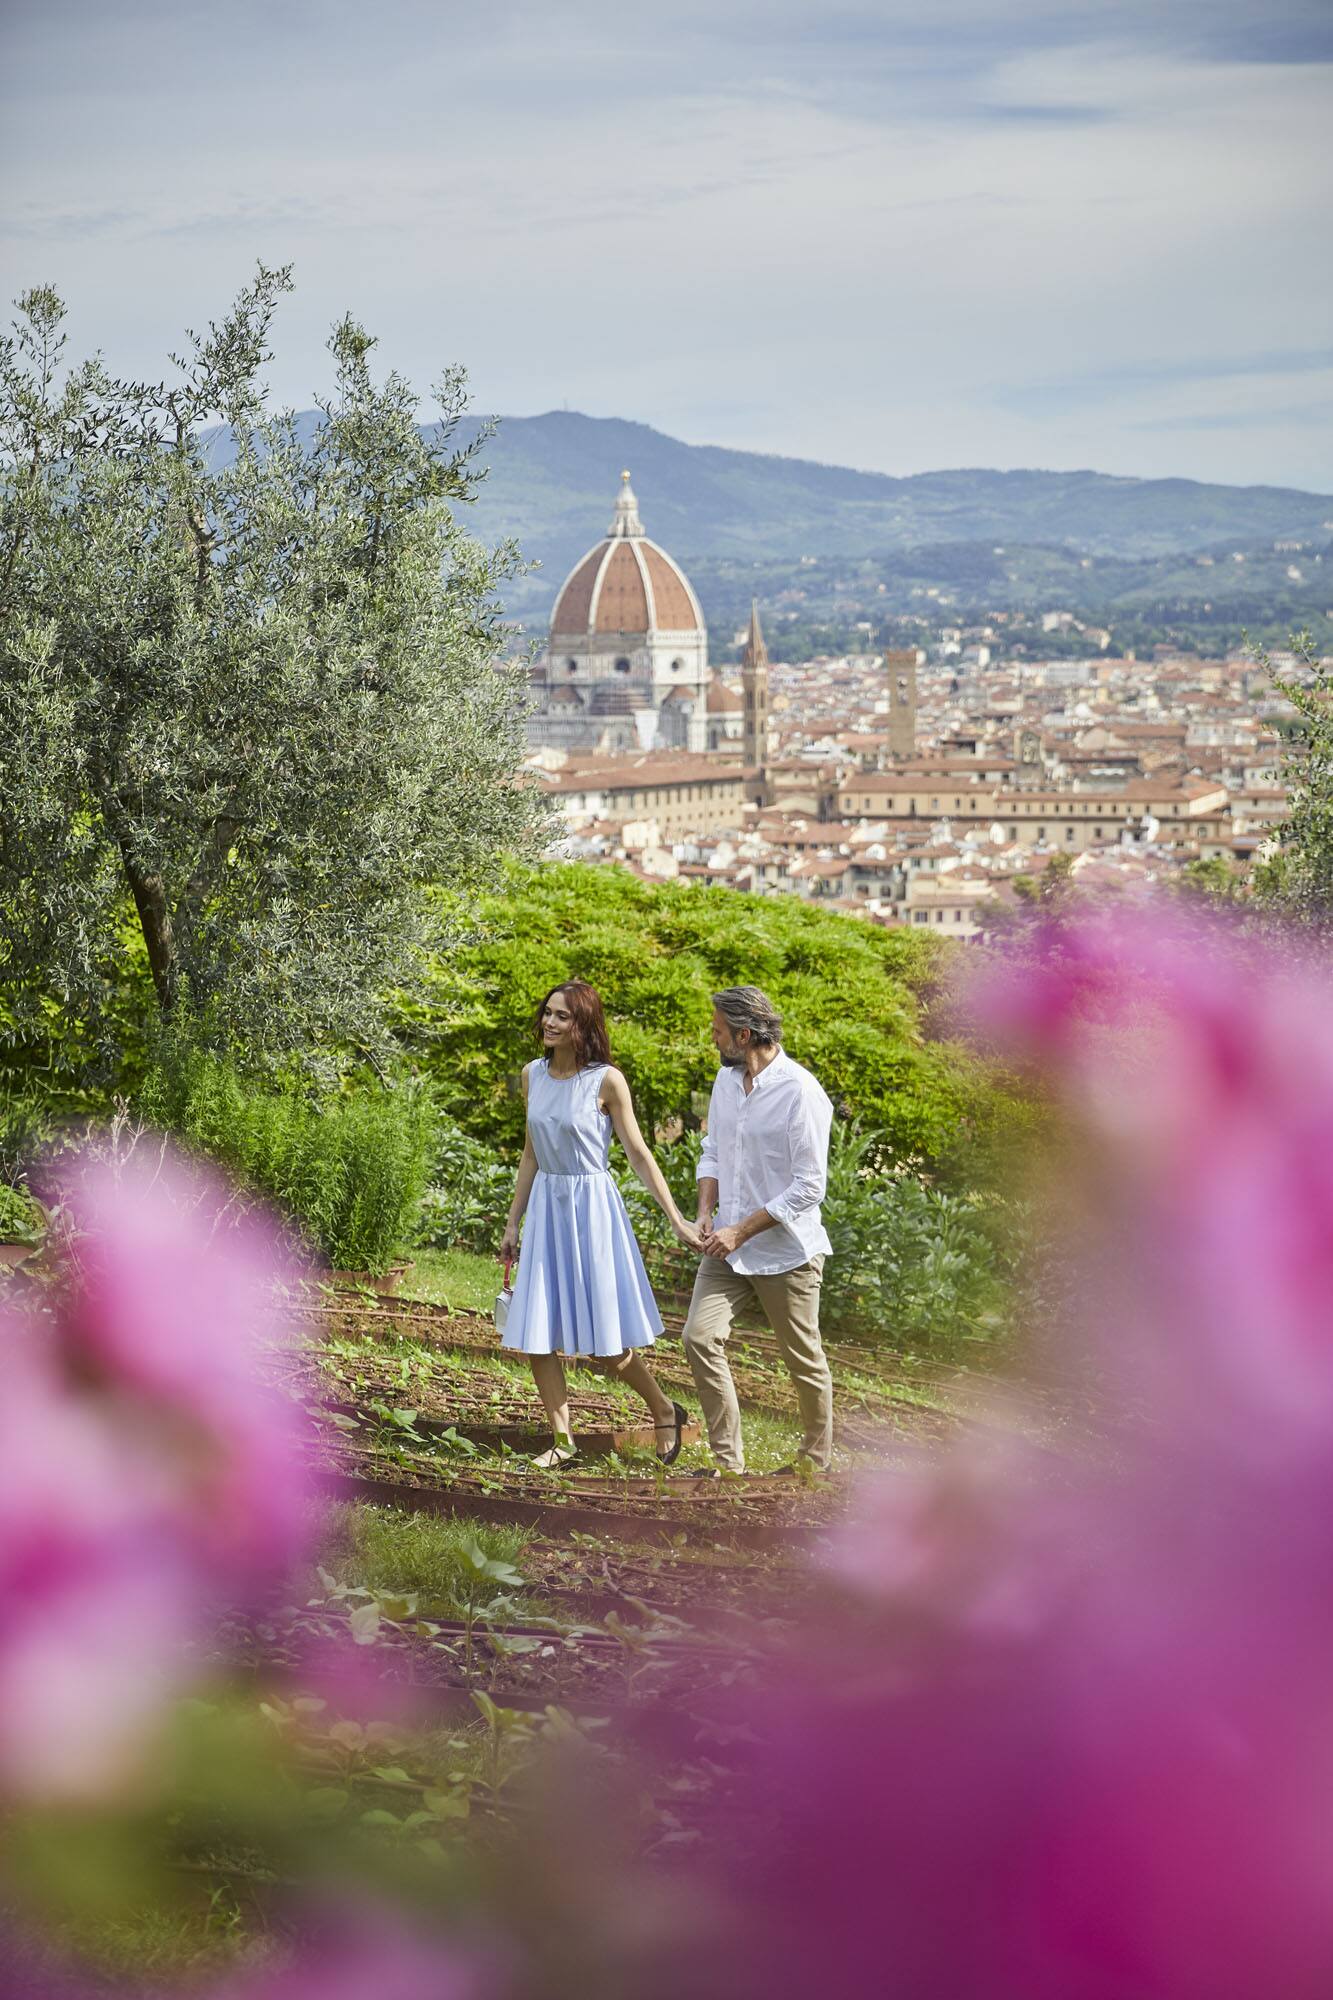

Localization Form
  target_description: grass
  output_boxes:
[45,1898,253,1986]
[320,1502,547,1618]
[401,1246,498,1314]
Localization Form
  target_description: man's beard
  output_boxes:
[718,1050,746,1068]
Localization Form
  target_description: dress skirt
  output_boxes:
[502,1168,664,1358]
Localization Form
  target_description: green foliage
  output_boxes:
[0,1181,44,1244]
[1255,632,1333,923]
[0,275,548,1073]
[0,906,158,1116]
[322,1503,531,1613]
[415,1120,515,1254]
[1174,854,1246,904]
[816,1123,1010,1344]
[139,1048,434,1272]
[398,860,1006,1179]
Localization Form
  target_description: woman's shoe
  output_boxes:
[530,1443,579,1471]
[654,1401,690,1467]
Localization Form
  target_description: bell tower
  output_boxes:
[885,648,919,762]
[741,600,770,771]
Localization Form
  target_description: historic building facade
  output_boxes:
[527,474,713,755]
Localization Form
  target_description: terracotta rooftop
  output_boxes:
[550,755,747,793]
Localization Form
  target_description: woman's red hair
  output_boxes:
[534,981,613,1068]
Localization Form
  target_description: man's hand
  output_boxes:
[701,1222,742,1259]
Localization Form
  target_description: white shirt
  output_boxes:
[697,1049,833,1276]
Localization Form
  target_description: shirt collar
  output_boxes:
[734,1049,788,1093]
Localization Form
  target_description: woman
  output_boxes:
[499,980,696,1470]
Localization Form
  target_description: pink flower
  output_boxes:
[59,1153,317,1580]
[0,1154,322,1801]
[207,1911,487,2000]
[0,1321,195,1798]
[593,912,1333,1999]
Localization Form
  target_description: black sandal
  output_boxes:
[654,1401,690,1467]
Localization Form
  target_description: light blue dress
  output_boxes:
[502,1060,664,1358]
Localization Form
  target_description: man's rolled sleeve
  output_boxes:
[764,1101,828,1228]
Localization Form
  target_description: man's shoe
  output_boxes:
[681,1465,720,1479]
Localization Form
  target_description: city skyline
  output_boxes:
[2,0,1331,492]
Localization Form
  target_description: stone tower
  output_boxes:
[885,648,919,762]
[741,599,771,770]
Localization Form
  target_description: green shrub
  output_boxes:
[415,1119,516,1255]
[139,1050,435,1273]
[817,1123,1010,1345]
[0,1181,44,1245]
[396,861,1009,1176]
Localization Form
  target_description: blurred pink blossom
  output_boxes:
[59,1154,316,1578]
[972,913,1333,1444]
[0,1332,195,1797]
[206,1913,484,2000]
[0,1154,320,1802]
[619,913,1333,2000]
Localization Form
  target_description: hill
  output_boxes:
[448,411,1332,591]
[201,409,1333,646]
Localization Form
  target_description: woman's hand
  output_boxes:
[499,1224,520,1266]
[670,1213,704,1251]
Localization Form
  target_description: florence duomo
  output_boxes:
[526,472,747,758]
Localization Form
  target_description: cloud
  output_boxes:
[999,351,1333,417]
[964,102,1118,125]
[0,2,1329,491]
[1130,399,1333,433]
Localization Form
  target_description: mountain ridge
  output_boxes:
[201,409,1333,633]
[448,412,1333,601]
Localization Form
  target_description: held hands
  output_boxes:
[690,1206,740,1260]
[670,1213,706,1252]
[700,1221,742,1259]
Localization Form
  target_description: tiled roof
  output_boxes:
[641,542,700,630]
[550,537,704,639]
[549,548,602,637]
[594,541,650,633]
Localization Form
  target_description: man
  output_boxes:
[682,985,834,1476]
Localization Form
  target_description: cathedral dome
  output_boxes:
[550,473,705,640]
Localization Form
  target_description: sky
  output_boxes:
[3,0,1332,491]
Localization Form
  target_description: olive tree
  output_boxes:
[0,269,547,1070]
[1254,631,1333,923]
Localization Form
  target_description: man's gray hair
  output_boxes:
[712,986,783,1047]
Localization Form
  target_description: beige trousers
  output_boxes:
[681,1255,832,1472]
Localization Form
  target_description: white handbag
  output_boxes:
[494,1258,515,1336]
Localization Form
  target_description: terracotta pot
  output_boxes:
[330,1261,414,1298]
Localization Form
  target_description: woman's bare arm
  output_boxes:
[500,1066,539,1262]
[601,1069,701,1246]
